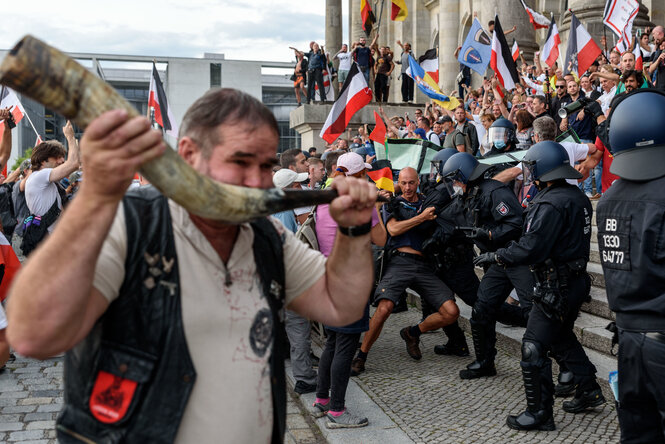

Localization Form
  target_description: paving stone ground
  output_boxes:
[0,354,323,444]
[351,306,620,443]
[0,307,620,443]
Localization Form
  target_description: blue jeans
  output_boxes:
[578,140,602,195]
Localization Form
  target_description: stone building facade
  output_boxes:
[325,0,663,102]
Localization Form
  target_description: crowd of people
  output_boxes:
[0,18,661,444]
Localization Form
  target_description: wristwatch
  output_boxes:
[338,222,372,237]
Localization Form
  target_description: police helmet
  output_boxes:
[607,89,665,181]
[488,117,516,151]
[430,148,458,177]
[523,141,581,182]
[440,152,491,184]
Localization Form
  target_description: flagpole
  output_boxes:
[376,0,386,32]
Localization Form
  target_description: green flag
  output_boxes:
[374,141,387,161]
[385,138,440,174]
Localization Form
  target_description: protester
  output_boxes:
[22,121,80,256]
[7,88,378,443]
[289,47,308,106]
[395,40,414,102]
[312,152,386,428]
[334,44,353,90]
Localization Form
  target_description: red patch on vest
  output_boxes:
[89,371,137,424]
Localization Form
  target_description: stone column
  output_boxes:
[645,0,665,28]
[439,0,460,94]
[350,0,366,43]
[326,0,343,94]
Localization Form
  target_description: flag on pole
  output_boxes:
[458,18,492,76]
[564,12,602,76]
[360,0,376,36]
[366,160,394,193]
[540,16,561,68]
[519,0,551,30]
[633,35,643,70]
[603,0,640,37]
[0,231,21,303]
[149,62,179,138]
[35,135,43,146]
[418,49,439,84]
[407,56,460,110]
[320,63,372,144]
[491,16,521,90]
[391,0,408,21]
[613,5,638,54]
[369,111,386,144]
[0,87,26,127]
[512,40,520,62]
[315,68,334,101]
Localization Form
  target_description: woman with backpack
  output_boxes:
[311,152,387,429]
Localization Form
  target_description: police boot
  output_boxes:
[562,380,605,413]
[554,369,575,398]
[506,341,555,431]
[434,322,469,357]
[459,321,496,379]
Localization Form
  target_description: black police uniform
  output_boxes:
[597,176,665,443]
[460,178,533,378]
[497,183,600,427]
[420,187,479,355]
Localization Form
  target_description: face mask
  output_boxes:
[453,185,464,196]
[494,140,507,150]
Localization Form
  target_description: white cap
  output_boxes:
[336,152,372,175]
[273,169,309,189]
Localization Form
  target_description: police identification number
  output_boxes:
[598,216,631,271]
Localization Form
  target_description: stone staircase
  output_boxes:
[408,199,619,383]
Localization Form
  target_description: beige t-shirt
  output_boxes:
[93,199,327,443]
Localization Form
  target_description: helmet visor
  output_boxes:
[429,161,441,182]
[488,127,509,144]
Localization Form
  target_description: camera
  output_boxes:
[558,96,591,119]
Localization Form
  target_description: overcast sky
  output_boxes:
[0,0,348,64]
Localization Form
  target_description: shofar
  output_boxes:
[0,35,341,223]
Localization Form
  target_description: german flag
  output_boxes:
[361,0,376,36]
[391,0,408,21]
[367,160,395,193]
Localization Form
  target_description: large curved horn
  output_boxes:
[0,35,343,223]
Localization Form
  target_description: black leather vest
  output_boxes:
[56,186,287,443]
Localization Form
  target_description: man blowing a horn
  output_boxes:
[6,88,377,444]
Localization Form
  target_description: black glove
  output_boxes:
[584,101,604,120]
[473,252,498,267]
[467,227,491,241]
[5,113,15,129]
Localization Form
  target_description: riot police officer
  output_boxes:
[596,89,665,443]
[421,149,479,356]
[439,152,532,379]
[483,117,519,158]
[475,141,605,431]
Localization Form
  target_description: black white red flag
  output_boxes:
[540,16,561,68]
[490,16,520,90]
[149,63,178,138]
[320,63,372,144]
